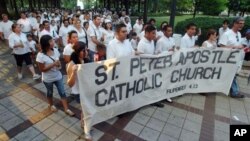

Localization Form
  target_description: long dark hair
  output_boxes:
[70,41,86,64]
[40,35,52,54]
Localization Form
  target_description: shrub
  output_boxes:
[175,17,250,46]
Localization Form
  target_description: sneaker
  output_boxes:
[65,109,75,116]
[166,98,173,103]
[17,73,23,79]
[33,74,41,80]
[230,94,245,98]
[49,105,58,112]
[151,102,164,108]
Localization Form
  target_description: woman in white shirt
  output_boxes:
[103,20,114,48]
[8,24,40,80]
[72,19,87,44]
[202,29,217,49]
[36,35,75,116]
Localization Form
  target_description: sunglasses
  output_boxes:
[236,35,239,42]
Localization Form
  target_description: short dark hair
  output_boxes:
[93,15,100,20]
[223,19,229,24]
[148,18,156,24]
[186,23,197,30]
[145,24,156,33]
[26,34,32,38]
[40,35,52,54]
[131,32,137,36]
[162,25,172,32]
[115,23,126,33]
[11,23,19,32]
[42,20,50,26]
[68,30,77,39]
[63,19,69,23]
[83,21,89,27]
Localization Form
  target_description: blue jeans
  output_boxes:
[43,78,66,98]
[88,50,96,63]
[230,77,239,96]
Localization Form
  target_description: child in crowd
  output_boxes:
[27,34,38,66]
[130,32,139,51]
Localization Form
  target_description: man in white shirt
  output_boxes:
[59,19,72,47]
[87,15,105,62]
[137,25,167,107]
[40,20,59,42]
[180,23,199,49]
[0,14,13,44]
[138,25,173,103]
[218,19,230,41]
[156,25,175,54]
[107,23,134,59]
[133,17,143,35]
[17,12,32,34]
[219,17,245,98]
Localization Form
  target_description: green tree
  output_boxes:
[200,0,227,16]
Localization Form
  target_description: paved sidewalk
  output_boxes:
[0,41,250,141]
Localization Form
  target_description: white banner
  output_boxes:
[77,48,243,134]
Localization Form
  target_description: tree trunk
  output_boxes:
[107,0,111,10]
[138,0,141,12]
[20,0,24,7]
[13,0,19,18]
[153,0,158,13]
[0,0,8,15]
[125,0,129,14]
[9,0,14,9]
[28,0,34,10]
[38,0,41,9]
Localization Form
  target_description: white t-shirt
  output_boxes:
[130,39,138,50]
[103,29,114,47]
[202,41,217,49]
[137,37,155,54]
[107,38,134,59]
[29,17,37,27]
[28,40,36,52]
[50,25,58,33]
[8,32,30,55]
[59,25,72,46]
[242,38,250,48]
[87,24,102,52]
[180,33,198,48]
[36,48,62,83]
[63,43,74,56]
[0,20,13,39]
[219,27,229,40]
[72,27,87,43]
[219,29,242,47]
[125,22,132,33]
[155,36,175,53]
[133,23,143,35]
[40,29,59,40]
[17,18,32,33]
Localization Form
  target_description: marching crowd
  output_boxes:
[1,8,250,139]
